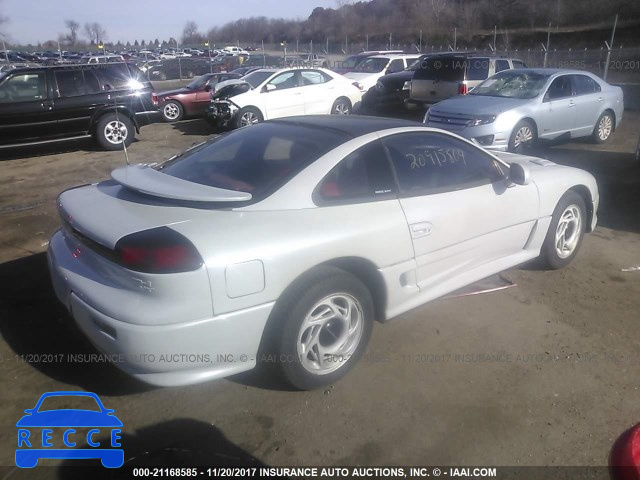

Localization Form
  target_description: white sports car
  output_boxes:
[207,67,362,129]
[48,116,599,390]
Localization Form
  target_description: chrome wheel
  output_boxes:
[163,103,181,121]
[555,204,582,259]
[514,125,533,149]
[239,111,260,126]
[598,114,612,141]
[103,120,128,145]
[333,101,350,114]
[297,293,364,375]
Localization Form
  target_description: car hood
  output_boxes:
[430,95,532,116]
[16,410,123,427]
[378,70,414,90]
[212,81,252,99]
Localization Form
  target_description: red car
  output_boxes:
[156,73,240,122]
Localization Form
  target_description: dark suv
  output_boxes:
[0,63,159,151]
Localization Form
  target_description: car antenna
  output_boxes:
[114,95,130,165]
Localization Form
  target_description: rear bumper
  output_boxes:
[48,230,273,387]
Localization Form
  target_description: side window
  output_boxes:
[512,60,526,69]
[301,70,326,86]
[572,74,601,95]
[387,59,404,74]
[0,72,47,103]
[267,71,298,90]
[467,58,490,80]
[546,76,572,100]
[495,59,510,73]
[315,140,395,203]
[93,64,134,91]
[383,133,504,195]
[55,70,86,97]
[83,70,101,94]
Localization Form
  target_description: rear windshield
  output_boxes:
[158,122,350,202]
[413,56,467,81]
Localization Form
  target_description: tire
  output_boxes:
[95,113,135,151]
[331,97,352,115]
[539,191,587,270]
[162,101,184,122]
[271,266,374,390]
[234,106,263,129]
[508,120,536,153]
[592,111,614,144]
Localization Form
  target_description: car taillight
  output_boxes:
[114,227,203,274]
[458,83,468,95]
[152,93,159,106]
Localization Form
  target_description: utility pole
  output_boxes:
[493,25,497,51]
[389,32,392,51]
[454,28,457,51]
[419,30,422,53]
[603,14,618,81]
[543,23,551,67]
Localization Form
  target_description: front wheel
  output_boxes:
[331,97,352,115]
[273,267,374,390]
[539,191,586,269]
[592,111,614,144]
[162,101,184,122]
[95,113,135,151]
[234,106,263,129]
[508,120,536,153]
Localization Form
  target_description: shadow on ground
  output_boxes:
[0,138,103,162]
[0,253,150,396]
[170,119,222,137]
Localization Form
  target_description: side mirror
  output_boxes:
[263,84,276,93]
[509,162,530,186]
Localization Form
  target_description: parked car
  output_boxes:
[423,68,624,152]
[344,54,421,95]
[223,46,249,55]
[361,55,427,112]
[229,66,263,77]
[146,58,212,80]
[207,68,361,129]
[0,63,159,150]
[408,54,526,107]
[48,115,599,389]
[157,73,241,122]
[333,50,404,74]
[79,55,126,64]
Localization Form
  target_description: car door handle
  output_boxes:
[410,222,432,238]
[568,101,575,107]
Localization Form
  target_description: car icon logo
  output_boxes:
[16,391,124,468]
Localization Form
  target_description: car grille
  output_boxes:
[426,112,474,130]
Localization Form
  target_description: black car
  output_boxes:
[145,58,212,81]
[0,63,159,151]
[360,55,427,112]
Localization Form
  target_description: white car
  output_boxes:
[48,116,598,390]
[208,68,362,128]
[345,54,421,94]
[223,46,249,56]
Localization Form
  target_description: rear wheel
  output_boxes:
[592,111,614,143]
[539,191,586,269]
[331,97,352,115]
[162,101,184,122]
[508,120,536,153]
[234,106,263,129]
[95,113,135,151]
[271,267,374,390]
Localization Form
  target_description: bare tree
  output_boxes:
[61,19,79,46]
[431,0,448,23]
[84,22,107,44]
[182,20,203,45]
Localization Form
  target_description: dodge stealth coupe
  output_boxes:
[48,116,599,390]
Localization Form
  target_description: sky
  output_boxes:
[0,0,339,45]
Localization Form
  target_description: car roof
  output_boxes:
[368,54,419,60]
[268,115,422,138]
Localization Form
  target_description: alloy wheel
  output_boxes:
[555,204,582,259]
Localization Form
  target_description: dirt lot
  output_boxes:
[0,107,639,478]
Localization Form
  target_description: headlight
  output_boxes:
[402,80,411,91]
[469,115,497,126]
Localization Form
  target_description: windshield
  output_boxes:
[470,71,551,99]
[243,70,274,88]
[158,122,350,201]
[353,57,389,73]
[407,56,427,71]
[186,75,211,90]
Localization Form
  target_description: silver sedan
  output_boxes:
[424,69,624,153]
